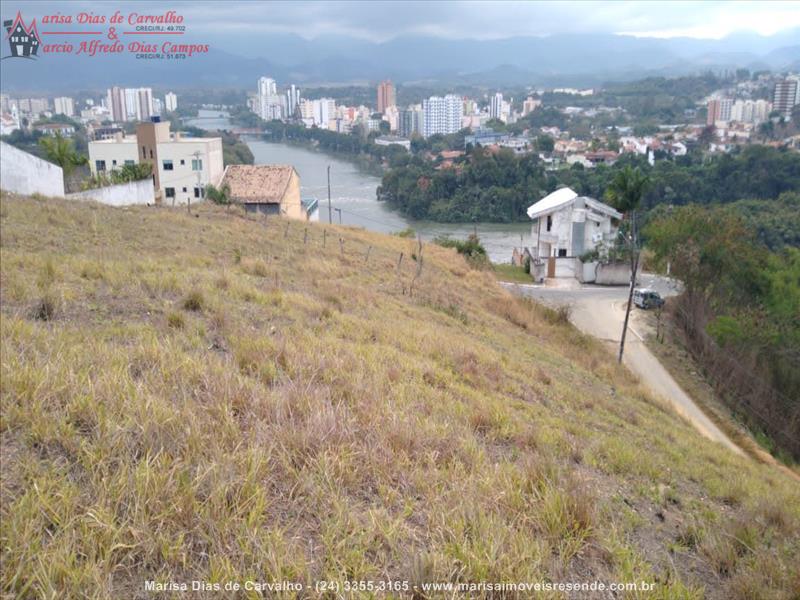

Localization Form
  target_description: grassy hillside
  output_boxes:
[1,194,798,598]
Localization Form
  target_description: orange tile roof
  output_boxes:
[222,164,296,203]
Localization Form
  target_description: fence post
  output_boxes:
[339,237,344,256]
[365,245,372,263]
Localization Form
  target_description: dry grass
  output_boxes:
[1,193,799,598]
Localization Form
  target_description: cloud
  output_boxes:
[5,0,800,41]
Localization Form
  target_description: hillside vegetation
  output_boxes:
[378,145,800,224]
[1,194,799,598]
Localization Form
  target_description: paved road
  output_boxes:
[502,276,743,456]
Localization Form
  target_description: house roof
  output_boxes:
[526,187,578,219]
[526,187,622,220]
[222,164,296,203]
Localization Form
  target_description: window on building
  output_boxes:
[163,159,174,171]
[191,158,203,171]
[546,215,553,232]
[180,159,185,166]
[149,149,153,159]
[142,145,146,158]
[558,248,567,257]
[95,160,106,172]
[165,187,175,199]
[194,186,205,198]
[182,187,187,193]
[124,160,135,166]
[112,159,117,166]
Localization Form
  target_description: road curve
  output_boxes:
[502,280,744,456]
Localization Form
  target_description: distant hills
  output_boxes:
[1,29,798,92]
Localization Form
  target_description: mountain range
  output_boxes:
[1,29,798,92]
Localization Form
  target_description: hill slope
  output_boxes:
[1,194,798,598]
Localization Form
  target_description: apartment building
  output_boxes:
[422,94,463,137]
[377,80,396,114]
[53,96,74,117]
[773,77,799,117]
[106,86,154,122]
[706,98,733,126]
[164,92,178,113]
[88,119,223,206]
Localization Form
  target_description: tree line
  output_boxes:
[377,144,800,240]
[646,206,800,462]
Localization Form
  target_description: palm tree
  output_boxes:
[38,133,87,177]
[604,164,649,214]
[38,133,88,193]
[604,165,650,363]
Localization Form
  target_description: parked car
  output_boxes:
[633,288,665,309]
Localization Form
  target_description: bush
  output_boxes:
[182,290,204,312]
[435,233,490,269]
[394,227,416,238]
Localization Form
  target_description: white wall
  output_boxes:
[554,257,577,278]
[66,178,155,206]
[0,141,65,197]
[595,262,631,286]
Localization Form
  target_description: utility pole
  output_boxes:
[618,211,639,364]
[327,165,332,224]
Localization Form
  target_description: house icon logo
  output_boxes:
[3,11,41,59]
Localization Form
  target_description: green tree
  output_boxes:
[536,135,555,152]
[205,183,232,209]
[604,165,649,214]
[604,165,650,362]
[38,133,87,177]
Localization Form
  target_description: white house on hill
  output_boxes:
[527,187,622,260]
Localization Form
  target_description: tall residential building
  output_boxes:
[399,106,425,137]
[286,84,300,118]
[164,92,178,112]
[490,92,504,120]
[106,87,153,122]
[773,78,799,117]
[314,98,336,128]
[730,99,772,125]
[53,96,74,117]
[137,88,154,121]
[107,87,126,122]
[422,95,463,137]
[298,98,335,128]
[706,98,733,126]
[377,80,396,114]
[88,119,224,206]
[256,76,285,121]
[14,97,49,115]
[522,96,541,116]
[383,104,400,132]
[258,77,277,97]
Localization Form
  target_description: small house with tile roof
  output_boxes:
[221,164,311,221]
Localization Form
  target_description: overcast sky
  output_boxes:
[5,0,800,41]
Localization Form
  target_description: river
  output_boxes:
[186,110,534,263]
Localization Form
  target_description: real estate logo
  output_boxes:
[3,11,41,59]
[1,8,208,60]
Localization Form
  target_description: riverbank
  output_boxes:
[247,139,535,263]
[255,135,386,178]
